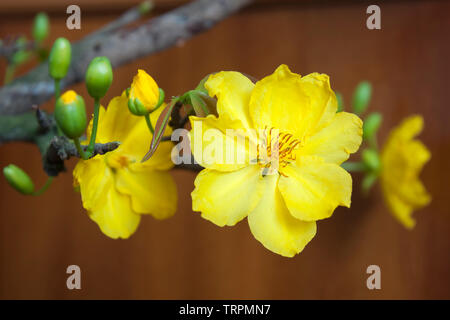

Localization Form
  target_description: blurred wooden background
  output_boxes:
[0,0,449,299]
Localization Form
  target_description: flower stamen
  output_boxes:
[257,126,301,176]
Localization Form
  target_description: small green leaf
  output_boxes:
[141,99,178,162]
[189,91,209,117]
[195,74,212,95]
[362,148,380,173]
[352,81,372,115]
[336,92,344,112]
[363,112,382,141]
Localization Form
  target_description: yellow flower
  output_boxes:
[73,91,176,239]
[128,69,160,115]
[190,65,363,257]
[380,115,431,229]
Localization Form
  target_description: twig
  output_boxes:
[0,0,254,116]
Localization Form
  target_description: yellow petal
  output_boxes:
[115,166,177,220]
[249,65,337,140]
[382,191,416,229]
[88,186,141,239]
[389,114,424,141]
[119,114,174,170]
[73,157,110,211]
[130,69,160,111]
[278,156,352,221]
[205,71,255,130]
[301,112,363,164]
[73,158,140,239]
[380,115,431,228]
[94,91,141,143]
[192,165,264,227]
[189,115,257,171]
[247,174,317,257]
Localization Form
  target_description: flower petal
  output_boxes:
[301,112,363,164]
[192,165,264,227]
[189,115,258,171]
[247,174,317,257]
[380,115,432,229]
[382,191,416,229]
[278,156,352,221]
[130,69,160,111]
[205,71,255,130]
[88,186,141,239]
[95,91,141,143]
[73,157,110,211]
[115,166,177,220]
[73,158,140,239]
[249,65,337,140]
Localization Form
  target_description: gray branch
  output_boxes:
[0,0,253,115]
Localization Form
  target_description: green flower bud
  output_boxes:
[352,81,372,115]
[362,148,380,173]
[363,112,382,141]
[55,90,87,139]
[128,97,149,116]
[139,0,154,15]
[85,56,113,99]
[3,164,34,195]
[49,37,71,80]
[33,12,50,43]
[12,37,31,66]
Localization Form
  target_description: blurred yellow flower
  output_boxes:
[73,92,176,239]
[128,69,160,114]
[190,64,363,257]
[380,115,431,229]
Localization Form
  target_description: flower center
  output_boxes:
[105,152,132,170]
[257,127,301,176]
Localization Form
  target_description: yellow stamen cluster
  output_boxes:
[257,127,301,176]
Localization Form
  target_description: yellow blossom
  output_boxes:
[380,115,431,229]
[73,91,176,239]
[128,69,160,114]
[189,64,363,257]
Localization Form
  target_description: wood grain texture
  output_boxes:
[0,0,449,299]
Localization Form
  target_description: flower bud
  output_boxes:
[12,37,31,66]
[128,97,149,116]
[33,12,50,43]
[362,148,380,173]
[352,81,372,115]
[49,37,71,80]
[128,69,160,115]
[85,56,113,99]
[3,164,34,195]
[55,90,87,139]
[363,112,382,141]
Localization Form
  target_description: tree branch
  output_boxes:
[0,0,254,116]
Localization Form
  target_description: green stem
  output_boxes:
[4,64,15,85]
[54,79,61,100]
[145,113,154,134]
[86,98,101,157]
[74,138,89,160]
[32,176,54,196]
[341,161,367,172]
